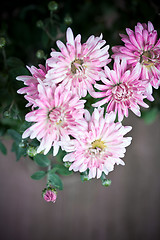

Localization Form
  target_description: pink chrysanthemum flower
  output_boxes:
[112,21,160,101]
[16,64,50,108]
[92,58,149,121]
[61,107,132,179]
[22,83,86,156]
[45,27,111,97]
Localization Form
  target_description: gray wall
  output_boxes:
[0,112,160,240]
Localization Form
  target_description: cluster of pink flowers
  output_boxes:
[17,22,160,183]
[112,21,160,101]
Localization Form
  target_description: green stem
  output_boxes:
[2,48,7,70]
[42,26,55,42]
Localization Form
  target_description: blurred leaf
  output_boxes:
[55,149,66,162]
[8,66,29,80]
[19,121,32,134]
[0,72,8,85]
[142,108,158,124]
[48,172,63,190]
[34,154,51,167]
[11,141,26,161]
[50,164,72,176]
[0,118,21,129]
[7,129,22,142]
[7,57,24,68]
[19,4,45,19]
[31,170,46,180]
[0,140,7,155]
[0,126,6,137]
[29,138,40,147]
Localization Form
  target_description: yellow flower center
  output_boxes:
[140,50,155,68]
[91,139,106,151]
[71,59,84,74]
[56,119,63,125]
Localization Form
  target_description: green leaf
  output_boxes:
[7,129,22,142]
[34,154,51,167]
[55,149,66,162]
[0,140,7,155]
[19,121,32,134]
[50,164,72,176]
[11,141,26,161]
[8,66,29,80]
[0,118,21,129]
[142,108,158,124]
[31,171,46,180]
[7,57,24,68]
[48,172,63,190]
[0,127,6,137]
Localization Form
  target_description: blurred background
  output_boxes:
[0,0,160,239]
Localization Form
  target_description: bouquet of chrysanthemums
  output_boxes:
[16,21,160,203]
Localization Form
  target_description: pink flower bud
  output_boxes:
[42,188,57,203]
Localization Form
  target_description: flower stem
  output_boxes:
[2,47,7,70]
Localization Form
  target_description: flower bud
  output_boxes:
[102,179,112,187]
[80,170,89,182]
[12,114,18,120]
[0,37,6,48]
[27,146,37,157]
[36,20,44,28]
[19,140,27,148]
[81,174,89,182]
[64,161,72,168]
[36,50,45,59]
[64,15,72,25]
[42,187,57,203]
[48,1,58,11]
[3,111,10,118]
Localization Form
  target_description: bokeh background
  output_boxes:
[0,0,160,239]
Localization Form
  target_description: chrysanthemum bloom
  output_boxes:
[17,64,50,108]
[42,188,57,203]
[92,58,149,121]
[45,27,111,97]
[22,83,86,156]
[61,107,132,179]
[112,21,160,101]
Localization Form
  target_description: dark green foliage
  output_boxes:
[0,140,7,155]
[55,148,66,162]
[50,164,73,176]
[48,172,63,190]
[34,154,51,167]
[7,129,22,142]
[142,108,159,124]
[7,129,27,160]
[11,141,27,161]
[31,170,46,180]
